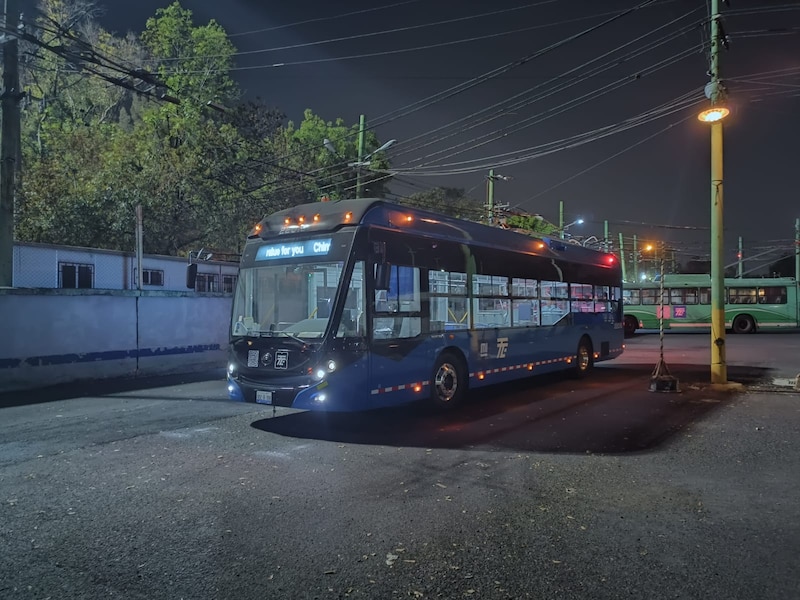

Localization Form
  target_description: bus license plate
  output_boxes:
[255,390,273,405]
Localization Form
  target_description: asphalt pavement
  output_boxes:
[1,333,798,600]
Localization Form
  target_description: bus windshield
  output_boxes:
[231,261,345,339]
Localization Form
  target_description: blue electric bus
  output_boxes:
[227,198,624,411]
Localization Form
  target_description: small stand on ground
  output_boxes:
[649,251,680,393]
[650,356,679,392]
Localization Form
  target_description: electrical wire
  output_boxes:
[228,0,427,38]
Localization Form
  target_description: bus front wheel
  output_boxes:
[732,314,756,334]
[623,315,638,337]
[571,337,594,379]
[431,352,466,410]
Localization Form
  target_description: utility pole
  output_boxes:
[485,169,510,224]
[0,0,20,288]
[558,201,564,238]
[737,236,743,278]
[794,217,800,281]
[618,233,627,282]
[355,114,366,199]
[486,169,495,223]
[706,0,728,384]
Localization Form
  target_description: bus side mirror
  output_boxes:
[374,263,392,291]
[186,263,198,289]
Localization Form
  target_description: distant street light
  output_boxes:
[348,138,396,168]
[561,218,584,239]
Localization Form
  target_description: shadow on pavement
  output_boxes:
[251,364,769,454]
[0,369,226,409]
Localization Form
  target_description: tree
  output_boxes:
[505,213,561,236]
[284,109,392,201]
[768,254,797,278]
[14,2,397,256]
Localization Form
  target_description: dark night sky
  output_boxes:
[30,1,800,260]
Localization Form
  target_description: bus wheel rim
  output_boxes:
[578,346,590,370]
[435,364,457,401]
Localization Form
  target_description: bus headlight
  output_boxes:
[326,360,337,372]
[228,363,236,375]
[315,369,326,380]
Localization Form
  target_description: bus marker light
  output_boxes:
[313,213,321,222]
[344,212,353,222]
[566,357,573,364]
[527,364,534,371]
[298,215,305,224]
[284,217,291,225]
[413,384,422,392]
[478,372,485,380]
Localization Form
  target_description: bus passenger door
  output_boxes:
[368,263,431,405]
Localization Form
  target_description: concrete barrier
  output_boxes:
[0,288,232,393]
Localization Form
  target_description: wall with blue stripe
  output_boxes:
[0,289,232,393]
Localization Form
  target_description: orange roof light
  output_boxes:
[344,212,353,222]
[298,215,305,224]
[313,213,321,222]
[284,217,291,225]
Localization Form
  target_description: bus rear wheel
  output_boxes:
[732,314,756,334]
[431,352,466,410]
[571,337,594,379]
[623,315,638,337]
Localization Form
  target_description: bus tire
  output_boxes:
[431,352,466,410]
[732,314,756,334]
[623,315,638,337]
[571,336,594,379]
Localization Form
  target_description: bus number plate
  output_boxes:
[255,390,273,405]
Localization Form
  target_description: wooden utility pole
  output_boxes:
[0,0,20,287]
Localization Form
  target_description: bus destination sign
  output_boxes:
[255,238,333,261]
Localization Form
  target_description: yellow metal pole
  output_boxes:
[708,0,727,384]
[710,120,726,383]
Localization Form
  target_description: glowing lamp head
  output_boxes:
[698,106,730,123]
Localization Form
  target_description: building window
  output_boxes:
[59,262,93,289]
[222,274,237,293]
[143,269,164,286]
[195,273,218,292]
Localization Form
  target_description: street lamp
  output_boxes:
[350,138,396,199]
[348,138,396,169]
[561,218,584,239]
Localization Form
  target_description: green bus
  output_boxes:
[622,274,799,336]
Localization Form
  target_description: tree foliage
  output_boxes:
[505,213,561,236]
[14,0,396,256]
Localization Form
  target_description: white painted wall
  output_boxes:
[12,242,238,291]
[0,289,233,392]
